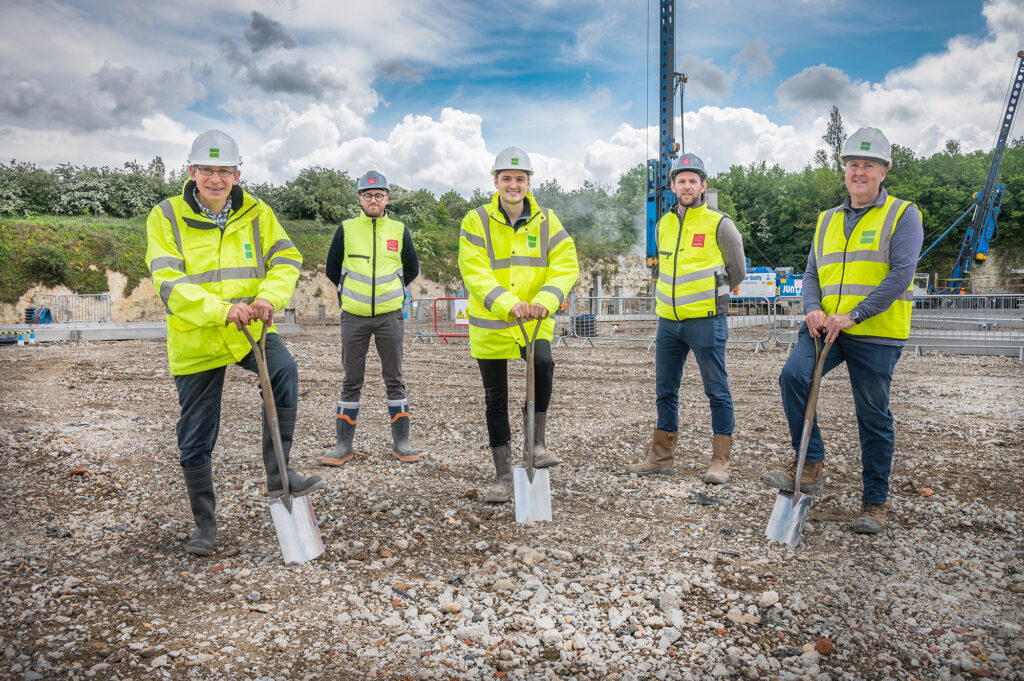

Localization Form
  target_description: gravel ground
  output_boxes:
[1,326,1022,681]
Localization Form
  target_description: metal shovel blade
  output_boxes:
[765,491,813,547]
[269,495,325,564]
[513,466,552,523]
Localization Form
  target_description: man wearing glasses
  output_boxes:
[323,171,421,466]
[146,129,324,556]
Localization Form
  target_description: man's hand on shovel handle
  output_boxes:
[227,303,253,331]
[250,298,276,324]
[822,312,855,343]
[511,302,547,321]
[805,310,826,338]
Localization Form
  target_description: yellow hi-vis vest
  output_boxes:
[654,204,728,320]
[145,183,302,375]
[458,192,579,360]
[340,213,405,317]
[813,194,915,340]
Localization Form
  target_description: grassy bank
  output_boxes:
[0,215,335,304]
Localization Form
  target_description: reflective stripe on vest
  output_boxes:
[654,206,726,321]
[814,196,914,339]
[153,200,267,311]
[340,216,405,316]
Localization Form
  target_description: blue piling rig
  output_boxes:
[645,0,687,270]
[921,51,1024,293]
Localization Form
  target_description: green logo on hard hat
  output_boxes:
[210,148,220,158]
[511,157,519,166]
[860,142,871,151]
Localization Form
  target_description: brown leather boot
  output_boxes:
[761,460,824,495]
[851,502,887,534]
[627,429,676,476]
[702,434,732,485]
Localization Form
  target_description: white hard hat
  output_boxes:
[188,130,242,166]
[840,127,891,168]
[491,146,533,176]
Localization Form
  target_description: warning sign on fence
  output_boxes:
[453,299,468,326]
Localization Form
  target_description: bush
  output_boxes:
[24,245,70,286]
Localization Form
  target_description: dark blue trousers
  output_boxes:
[779,325,903,504]
[655,315,734,435]
[173,333,298,468]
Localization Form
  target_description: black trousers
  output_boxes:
[173,333,297,468]
[476,339,553,448]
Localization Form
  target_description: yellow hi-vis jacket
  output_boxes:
[340,213,405,316]
[145,182,302,375]
[654,204,728,320]
[813,194,915,340]
[458,192,579,359]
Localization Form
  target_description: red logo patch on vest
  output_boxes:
[691,233,706,248]
[387,239,399,252]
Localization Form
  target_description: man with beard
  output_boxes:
[323,170,421,466]
[627,153,746,484]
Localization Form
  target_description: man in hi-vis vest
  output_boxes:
[323,171,421,466]
[458,147,579,503]
[146,130,324,556]
[762,127,923,534]
[627,153,746,484]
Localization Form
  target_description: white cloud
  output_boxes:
[560,13,621,63]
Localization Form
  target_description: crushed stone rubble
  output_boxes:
[0,327,1022,680]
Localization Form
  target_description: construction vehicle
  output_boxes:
[920,51,1024,293]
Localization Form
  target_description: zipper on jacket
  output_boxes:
[671,209,685,321]
[371,218,377,317]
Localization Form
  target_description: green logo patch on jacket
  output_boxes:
[859,230,877,245]
[527,234,538,249]
[244,243,253,259]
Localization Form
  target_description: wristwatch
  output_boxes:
[849,309,862,324]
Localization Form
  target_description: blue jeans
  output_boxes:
[779,325,902,504]
[655,315,734,435]
[173,333,298,468]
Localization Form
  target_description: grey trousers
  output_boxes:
[340,309,406,404]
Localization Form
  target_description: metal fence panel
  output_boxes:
[910,294,1024,353]
[30,294,111,323]
[568,296,659,342]
[726,297,774,350]
[433,297,469,343]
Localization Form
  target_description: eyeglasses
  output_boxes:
[360,193,388,202]
[194,166,237,178]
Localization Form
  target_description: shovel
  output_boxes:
[513,318,552,523]
[242,323,325,564]
[765,336,833,548]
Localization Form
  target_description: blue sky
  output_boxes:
[0,0,1019,194]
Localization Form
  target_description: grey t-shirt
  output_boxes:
[803,188,924,346]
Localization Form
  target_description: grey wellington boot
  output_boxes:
[483,443,514,503]
[264,406,326,498]
[390,415,421,463]
[182,461,216,556]
[524,408,561,469]
[322,415,356,467]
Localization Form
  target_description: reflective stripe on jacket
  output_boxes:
[145,181,301,375]
[813,194,914,340]
[458,192,579,359]
[340,213,405,316]
[654,204,728,320]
